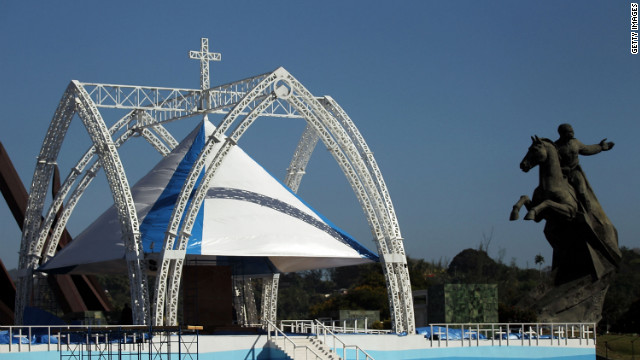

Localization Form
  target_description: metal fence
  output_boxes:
[278,320,597,348]
[423,322,596,347]
[0,325,199,359]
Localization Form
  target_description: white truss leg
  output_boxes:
[244,280,259,325]
[233,277,259,326]
[261,274,279,325]
[18,103,178,324]
[43,160,100,262]
[16,85,77,324]
[233,278,247,325]
[320,97,415,333]
[285,93,407,331]
[282,71,414,334]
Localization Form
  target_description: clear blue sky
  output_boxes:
[1,1,638,271]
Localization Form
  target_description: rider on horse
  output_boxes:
[554,123,614,212]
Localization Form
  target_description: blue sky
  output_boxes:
[0,1,638,271]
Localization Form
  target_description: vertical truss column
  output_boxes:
[244,280,259,325]
[261,274,279,325]
[233,278,247,325]
[233,277,259,326]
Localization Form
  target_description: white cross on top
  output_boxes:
[189,38,221,91]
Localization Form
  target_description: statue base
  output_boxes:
[519,211,619,323]
[519,271,612,323]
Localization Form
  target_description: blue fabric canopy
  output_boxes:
[40,119,377,276]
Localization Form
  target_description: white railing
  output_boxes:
[280,319,390,335]
[265,319,325,360]
[0,325,201,354]
[314,320,375,360]
[0,325,152,353]
[1,321,597,355]
[425,323,596,347]
[279,319,316,334]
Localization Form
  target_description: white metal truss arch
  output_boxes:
[283,86,411,333]
[16,84,180,325]
[273,70,415,333]
[38,112,137,263]
[319,96,415,333]
[16,84,77,325]
[40,132,126,264]
[68,81,150,324]
[148,67,414,333]
[153,71,283,325]
[134,110,179,154]
[321,97,402,241]
[40,113,177,264]
[285,124,320,193]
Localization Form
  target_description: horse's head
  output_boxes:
[520,135,550,172]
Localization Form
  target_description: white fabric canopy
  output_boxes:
[39,119,377,276]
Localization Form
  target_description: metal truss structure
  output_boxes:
[261,274,280,326]
[15,38,415,334]
[233,277,259,326]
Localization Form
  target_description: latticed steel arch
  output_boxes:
[15,82,178,325]
[17,65,415,333]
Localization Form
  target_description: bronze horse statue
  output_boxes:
[510,136,578,222]
[510,135,621,322]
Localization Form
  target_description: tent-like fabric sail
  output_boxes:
[39,119,377,276]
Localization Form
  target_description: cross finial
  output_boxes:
[189,38,221,91]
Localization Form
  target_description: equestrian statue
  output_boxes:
[510,124,621,323]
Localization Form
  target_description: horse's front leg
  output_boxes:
[510,195,531,220]
[525,199,577,221]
